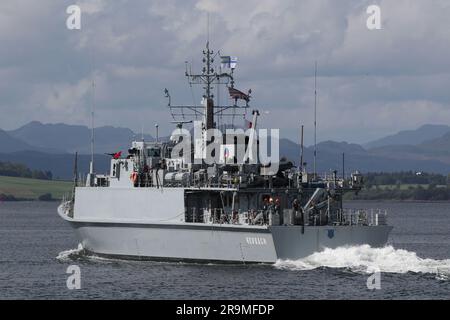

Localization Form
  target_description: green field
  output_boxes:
[0,176,73,200]
[370,184,448,191]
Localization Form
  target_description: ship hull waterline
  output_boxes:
[58,205,393,264]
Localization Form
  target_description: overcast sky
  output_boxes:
[1,0,449,145]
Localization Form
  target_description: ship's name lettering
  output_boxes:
[246,237,267,246]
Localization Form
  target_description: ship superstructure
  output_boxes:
[58,43,392,263]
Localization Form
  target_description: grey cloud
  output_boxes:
[0,0,449,146]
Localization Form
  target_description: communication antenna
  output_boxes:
[342,153,345,180]
[88,46,96,180]
[165,16,247,128]
[90,77,95,176]
[300,124,304,172]
[207,12,210,45]
[313,61,318,178]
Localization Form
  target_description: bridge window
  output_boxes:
[148,148,161,157]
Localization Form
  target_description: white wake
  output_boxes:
[56,244,86,262]
[56,244,133,263]
[274,245,450,277]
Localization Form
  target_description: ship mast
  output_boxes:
[87,78,96,187]
[204,41,214,129]
[88,47,96,187]
[165,42,249,130]
[313,61,317,179]
[183,42,233,130]
[90,79,95,173]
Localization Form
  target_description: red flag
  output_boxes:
[105,151,122,159]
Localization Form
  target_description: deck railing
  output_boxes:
[340,208,388,226]
[185,207,388,227]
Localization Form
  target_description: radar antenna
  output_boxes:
[165,42,251,130]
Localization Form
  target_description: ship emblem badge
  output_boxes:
[327,229,335,239]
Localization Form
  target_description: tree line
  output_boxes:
[350,185,450,201]
[348,171,450,201]
[0,161,53,180]
[364,171,448,187]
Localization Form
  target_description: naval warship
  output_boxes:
[58,43,392,263]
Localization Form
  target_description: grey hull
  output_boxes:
[270,225,393,260]
[59,208,392,263]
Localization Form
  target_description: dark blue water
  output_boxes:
[0,201,449,299]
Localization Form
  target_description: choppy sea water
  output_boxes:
[0,201,449,299]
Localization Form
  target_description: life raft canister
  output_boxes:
[130,172,138,183]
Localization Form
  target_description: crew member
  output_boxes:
[274,198,280,214]
[249,209,257,225]
[232,210,239,224]
[262,198,269,223]
[274,198,282,224]
[292,198,302,225]
[268,198,275,224]
[268,198,274,212]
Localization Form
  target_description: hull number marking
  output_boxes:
[246,237,267,246]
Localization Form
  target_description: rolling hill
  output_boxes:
[0,151,110,180]
[0,129,49,153]
[364,124,450,149]
[7,121,153,154]
[279,140,450,176]
[368,131,450,165]
[1,121,450,179]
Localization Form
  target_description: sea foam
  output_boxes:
[56,244,85,262]
[274,245,450,277]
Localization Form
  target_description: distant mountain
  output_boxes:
[0,151,110,180]
[278,140,450,175]
[1,122,450,178]
[369,131,450,165]
[420,132,450,155]
[0,128,61,154]
[364,124,450,149]
[0,129,36,153]
[315,141,366,155]
[7,121,153,155]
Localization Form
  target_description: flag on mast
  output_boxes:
[221,56,238,69]
[105,151,122,159]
